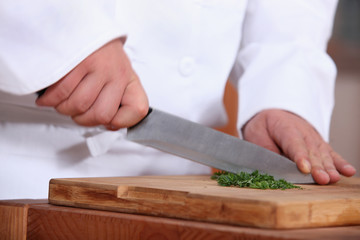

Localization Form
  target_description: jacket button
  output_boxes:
[178,57,195,77]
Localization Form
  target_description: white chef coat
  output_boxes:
[0,0,338,199]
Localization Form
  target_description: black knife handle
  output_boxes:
[128,107,153,129]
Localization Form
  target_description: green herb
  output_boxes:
[211,170,302,190]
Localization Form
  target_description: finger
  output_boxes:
[72,80,124,126]
[56,72,105,116]
[306,140,331,185]
[109,75,149,129]
[35,66,86,107]
[311,165,330,185]
[271,124,312,174]
[331,151,357,177]
[323,163,340,184]
[281,137,311,174]
[320,146,340,184]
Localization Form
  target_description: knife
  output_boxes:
[127,108,314,184]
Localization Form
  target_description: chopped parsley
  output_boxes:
[211,170,302,190]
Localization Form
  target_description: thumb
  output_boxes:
[109,74,149,129]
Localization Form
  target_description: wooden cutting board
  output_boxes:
[48,175,360,229]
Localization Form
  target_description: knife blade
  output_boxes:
[127,108,314,184]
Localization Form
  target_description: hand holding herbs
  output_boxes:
[211,170,302,190]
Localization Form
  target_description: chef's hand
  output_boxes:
[36,39,149,130]
[242,109,356,185]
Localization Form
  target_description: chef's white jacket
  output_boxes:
[0,0,338,199]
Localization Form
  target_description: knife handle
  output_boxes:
[128,107,153,129]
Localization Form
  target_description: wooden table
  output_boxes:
[1,199,360,240]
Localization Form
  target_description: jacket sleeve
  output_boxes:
[0,0,126,95]
[236,0,338,141]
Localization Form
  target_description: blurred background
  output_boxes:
[329,0,360,175]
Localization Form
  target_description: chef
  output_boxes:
[0,0,356,199]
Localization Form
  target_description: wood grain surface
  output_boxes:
[26,203,360,240]
[0,199,47,240]
[1,200,360,240]
[49,175,360,229]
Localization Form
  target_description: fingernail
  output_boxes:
[343,165,356,173]
[302,160,311,173]
[343,164,355,170]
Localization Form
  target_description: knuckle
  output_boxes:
[110,116,124,130]
[136,104,149,119]
[73,100,91,113]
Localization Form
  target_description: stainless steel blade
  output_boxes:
[127,108,314,184]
